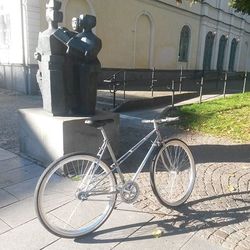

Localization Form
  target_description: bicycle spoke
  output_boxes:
[169,171,177,200]
[151,139,195,207]
[35,154,117,238]
[64,200,83,229]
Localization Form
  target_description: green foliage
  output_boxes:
[229,0,250,14]
[178,0,250,15]
[178,93,250,142]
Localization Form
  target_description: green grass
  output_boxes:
[178,92,250,142]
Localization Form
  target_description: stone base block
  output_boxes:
[19,108,120,166]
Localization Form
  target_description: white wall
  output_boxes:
[0,0,23,64]
[23,0,41,65]
[1,0,250,72]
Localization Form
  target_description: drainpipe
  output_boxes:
[20,0,29,94]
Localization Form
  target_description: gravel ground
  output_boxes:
[0,88,42,153]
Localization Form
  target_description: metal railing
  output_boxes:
[101,68,249,109]
[103,68,158,108]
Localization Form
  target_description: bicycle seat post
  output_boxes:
[98,126,108,142]
[94,126,107,160]
[98,126,118,165]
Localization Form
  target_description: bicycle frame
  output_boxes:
[97,121,163,185]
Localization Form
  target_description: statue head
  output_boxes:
[46,0,63,29]
[46,0,61,9]
[72,17,82,33]
[81,15,96,32]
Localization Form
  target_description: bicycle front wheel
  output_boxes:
[150,139,196,207]
[35,153,117,238]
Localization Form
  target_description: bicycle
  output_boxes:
[34,117,196,238]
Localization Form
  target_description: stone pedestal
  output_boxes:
[18,108,119,166]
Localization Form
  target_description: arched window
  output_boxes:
[217,35,227,71]
[178,25,190,62]
[228,39,238,72]
[135,13,152,68]
[64,0,92,29]
[203,31,215,70]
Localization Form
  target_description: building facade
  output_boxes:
[0,0,250,93]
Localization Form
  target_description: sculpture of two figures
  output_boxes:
[35,0,102,116]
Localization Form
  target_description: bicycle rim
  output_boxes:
[35,154,117,238]
[151,139,196,207]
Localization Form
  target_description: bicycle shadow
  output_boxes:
[74,191,250,245]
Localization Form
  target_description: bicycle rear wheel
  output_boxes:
[150,139,196,207]
[35,153,117,238]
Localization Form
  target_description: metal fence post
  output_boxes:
[223,72,228,98]
[243,71,247,93]
[107,73,118,108]
[150,67,156,97]
[113,74,117,108]
[179,65,183,93]
[199,76,204,104]
[123,71,126,99]
[171,80,175,108]
[112,84,116,108]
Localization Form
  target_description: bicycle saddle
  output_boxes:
[85,119,114,128]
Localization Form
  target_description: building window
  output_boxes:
[0,4,10,48]
[203,31,215,70]
[228,39,238,72]
[135,13,152,68]
[217,35,227,71]
[178,25,190,62]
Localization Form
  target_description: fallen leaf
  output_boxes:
[228,185,236,192]
[152,228,163,238]
[71,175,82,181]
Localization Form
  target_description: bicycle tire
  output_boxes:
[150,139,196,207]
[34,153,117,238]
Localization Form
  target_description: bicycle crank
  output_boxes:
[120,181,140,204]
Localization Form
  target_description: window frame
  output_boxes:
[178,25,191,62]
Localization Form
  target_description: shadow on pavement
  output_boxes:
[116,141,250,174]
[190,144,250,163]
[75,191,250,244]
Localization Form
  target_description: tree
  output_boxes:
[176,0,250,15]
[229,0,250,14]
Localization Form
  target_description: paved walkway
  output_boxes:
[0,88,249,249]
[119,116,250,250]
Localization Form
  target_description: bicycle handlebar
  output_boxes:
[141,117,179,124]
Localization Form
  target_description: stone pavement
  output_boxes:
[120,113,250,250]
[0,88,249,249]
[0,147,225,250]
